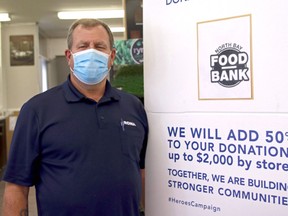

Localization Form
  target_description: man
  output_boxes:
[2,19,148,216]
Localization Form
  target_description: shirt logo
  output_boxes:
[120,119,136,131]
[123,121,136,127]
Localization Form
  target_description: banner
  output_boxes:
[144,0,288,215]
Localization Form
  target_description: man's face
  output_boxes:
[66,24,115,71]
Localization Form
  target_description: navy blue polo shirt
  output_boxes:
[3,77,148,216]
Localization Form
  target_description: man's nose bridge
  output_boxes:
[89,42,97,49]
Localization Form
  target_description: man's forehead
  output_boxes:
[73,26,109,41]
[75,24,106,34]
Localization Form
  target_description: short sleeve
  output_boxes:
[2,103,40,186]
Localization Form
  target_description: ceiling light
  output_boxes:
[0,13,11,22]
[57,10,124,20]
[110,27,125,33]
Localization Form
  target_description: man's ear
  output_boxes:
[110,48,117,65]
[65,49,73,66]
[65,49,71,60]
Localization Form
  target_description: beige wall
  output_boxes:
[1,23,40,110]
[0,23,3,110]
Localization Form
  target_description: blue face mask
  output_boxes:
[71,49,110,85]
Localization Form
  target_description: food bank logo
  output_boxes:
[210,43,249,88]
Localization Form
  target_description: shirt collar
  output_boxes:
[62,76,120,103]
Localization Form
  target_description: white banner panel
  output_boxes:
[144,0,288,216]
[146,113,288,216]
[144,0,288,113]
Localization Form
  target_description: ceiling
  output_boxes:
[0,0,124,38]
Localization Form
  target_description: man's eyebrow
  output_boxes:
[76,40,108,47]
[76,40,89,46]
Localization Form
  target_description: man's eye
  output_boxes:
[78,44,89,49]
[97,46,106,50]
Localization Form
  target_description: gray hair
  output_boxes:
[67,18,114,50]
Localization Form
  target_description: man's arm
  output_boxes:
[2,182,30,216]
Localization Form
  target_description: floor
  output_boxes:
[0,166,38,215]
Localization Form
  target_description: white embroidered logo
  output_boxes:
[123,121,136,127]
[120,119,136,131]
